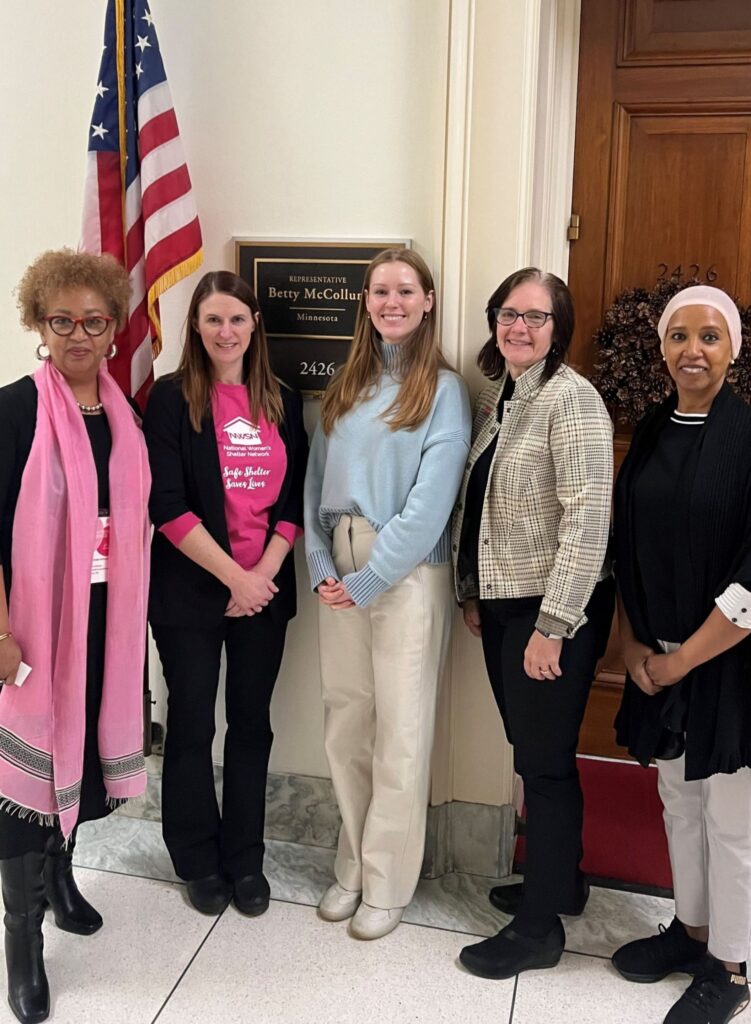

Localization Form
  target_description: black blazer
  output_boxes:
[143,374,308,628]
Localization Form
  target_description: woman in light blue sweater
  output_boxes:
[305,249,470,940]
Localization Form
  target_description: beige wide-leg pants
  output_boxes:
[657,755,751,963]
[318,516,453,910]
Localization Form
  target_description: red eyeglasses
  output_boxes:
[42,315,116,338]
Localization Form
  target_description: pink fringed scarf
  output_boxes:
[0,361,151,837]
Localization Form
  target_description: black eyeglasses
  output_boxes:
[494,308,554,329]
[42,315,116,338]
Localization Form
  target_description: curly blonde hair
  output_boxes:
[17,249,131,331]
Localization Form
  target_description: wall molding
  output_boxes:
[431,0,476,809]
[516,0,544,268]
[530,0,582,279]
[120,760,517,881]
[439,0,475,369]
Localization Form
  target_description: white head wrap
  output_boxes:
[657,285,742,360]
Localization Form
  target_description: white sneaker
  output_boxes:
[318,882,362,921]
[349,902,404,940]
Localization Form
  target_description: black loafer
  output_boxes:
[612,918,708,984]
[233,873,270,917]
[489,877,590,918]
[459,918,565,980]
[185,873,232,915]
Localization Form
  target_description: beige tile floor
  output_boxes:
[0,815,740,1024]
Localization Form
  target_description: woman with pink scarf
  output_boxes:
[0,249,151,1024]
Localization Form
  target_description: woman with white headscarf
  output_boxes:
[611,286,751,1024]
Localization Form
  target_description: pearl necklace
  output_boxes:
[77,401,104,414]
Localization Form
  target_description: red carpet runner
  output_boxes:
[515,754,673,891]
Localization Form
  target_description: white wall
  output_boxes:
[1,3,106,379]
[155,0,453,775]
[2,0,574,805]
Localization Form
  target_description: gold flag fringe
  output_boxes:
[147,248,205,359]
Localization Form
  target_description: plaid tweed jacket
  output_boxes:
[451,361,613,637]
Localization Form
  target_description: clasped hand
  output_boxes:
[317,576,355,610]
[623,639,685,696]
[225,569,278,617]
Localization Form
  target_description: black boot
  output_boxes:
[43,832,102,936]
[1,851,50,1024]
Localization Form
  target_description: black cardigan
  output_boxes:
[142,374,308,628]
[614,383,751,780]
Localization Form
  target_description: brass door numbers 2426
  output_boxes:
[656,263,718,283]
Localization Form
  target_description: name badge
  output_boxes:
[91,515,110,584]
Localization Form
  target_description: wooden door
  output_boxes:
[569,0,751,758]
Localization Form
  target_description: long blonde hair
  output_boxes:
[177,271,283,433]
[320,249,452,434]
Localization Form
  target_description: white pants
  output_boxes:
[657,755,751,963]
[318,516,453,909]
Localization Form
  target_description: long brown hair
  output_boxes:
[177,271,283,432]
[320,249,452,434]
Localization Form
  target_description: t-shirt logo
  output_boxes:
[223,417,261,447]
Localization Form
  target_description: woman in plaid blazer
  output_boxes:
[452,267,614,981]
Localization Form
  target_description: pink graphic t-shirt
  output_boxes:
[160,383,300,569]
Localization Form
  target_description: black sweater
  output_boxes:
[614,384,751,780]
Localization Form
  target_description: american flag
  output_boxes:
[81,0,203,407]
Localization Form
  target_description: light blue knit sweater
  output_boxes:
[304,343,471,607]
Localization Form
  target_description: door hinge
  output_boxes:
[567,213,580,242]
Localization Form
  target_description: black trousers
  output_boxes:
[152,612,287,882]
[479,577,615,918]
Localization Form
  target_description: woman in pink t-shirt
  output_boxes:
[143,271,308,918]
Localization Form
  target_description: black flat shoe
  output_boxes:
[612,918,708,984]
[233,874,270,917]
[185,874,232,916]
[459,918,565,980]
[489,877,590,918]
